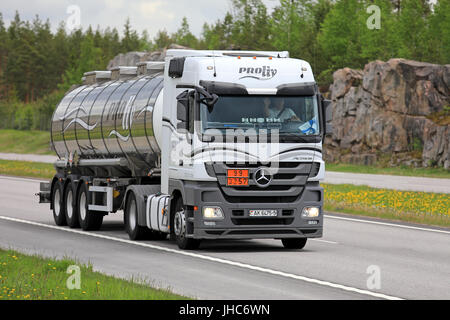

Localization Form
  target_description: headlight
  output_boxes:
[302,207,320,218]
[203,207,224,220]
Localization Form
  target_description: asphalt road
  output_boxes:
[1,152,449,193]
[0,175,449,300]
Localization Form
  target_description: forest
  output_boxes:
[0,0,448,131]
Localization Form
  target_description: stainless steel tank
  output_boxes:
[51,65,164,173]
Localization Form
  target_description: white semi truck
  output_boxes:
[38,49,332,250]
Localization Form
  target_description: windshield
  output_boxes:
[200,95,320,137]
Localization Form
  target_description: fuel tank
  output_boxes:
[51,64,165,173]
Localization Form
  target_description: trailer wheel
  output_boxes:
[173,197,200,250]
[77,182,103,231]
[52,180,66,226]
[281,238,307,249]
[63,182,79,228]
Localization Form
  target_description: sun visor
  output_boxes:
[276,82,317,96]
[200,80,248,95]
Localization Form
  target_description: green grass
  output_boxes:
[323,183,450,227]
[0,160,54,179]
[0,129,52,155]
[327,163,450,179]
[0,249,188,300]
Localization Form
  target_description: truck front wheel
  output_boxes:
[77,183,103,231]
[281,238,307,249]
[125,191,150,240]
[173,198,200,250]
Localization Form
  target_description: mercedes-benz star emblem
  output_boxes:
[254,168,272,187]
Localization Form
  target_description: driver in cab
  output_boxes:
[264,97,300,122]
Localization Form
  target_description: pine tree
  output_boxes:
[0,13,7,100]
[121,18,141,52]
[61,35,101,89]
[318,0,365,70]
[394,0,430,60]
[173,17,198,48]
[154,29,172,49]
[230,0,272,50]
[426,0,450,64]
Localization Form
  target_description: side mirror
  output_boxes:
[176,90,189,130]
[196,86,218,108]
[323,99,333,135]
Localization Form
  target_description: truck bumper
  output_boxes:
[171,180,323,240]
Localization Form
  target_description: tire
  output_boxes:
[173,197,200,250]
[125,192,168,241]
[52,180,66,226]
[63,182,79,228]
[281,238,307,249]
[125,192,149,240]
[77,182,103,231]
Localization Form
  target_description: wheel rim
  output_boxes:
[79,192,87,221]
[129,199,136,231]
[54,188,61,216]
[174,210,186,238]
[66,189,73,219]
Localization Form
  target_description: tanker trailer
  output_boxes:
[38,49,333,250]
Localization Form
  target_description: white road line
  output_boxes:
[325,214,450,235]
[0,175,46,183]
[309,238,338,244]
[0,215,402,300]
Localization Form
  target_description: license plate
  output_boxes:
[227,177,249,186]
[227,169,249,186]
[249,209,278,217]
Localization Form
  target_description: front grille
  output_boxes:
[205,161,319,202]
[224,194,298,203]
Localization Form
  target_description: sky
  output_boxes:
[1,0,278,38]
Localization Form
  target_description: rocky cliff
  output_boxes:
[324,59,449,168]
[106,44,188,70]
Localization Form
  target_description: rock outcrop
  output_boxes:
[106,44,189,70]
[325,59,450,168]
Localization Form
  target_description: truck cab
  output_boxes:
[160,50,332,249]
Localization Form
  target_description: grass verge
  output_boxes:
[0,249,188,300]
[326,163,450,179]
[0,160,54,179]
[323,183,450,227]
[0,129,52,155]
